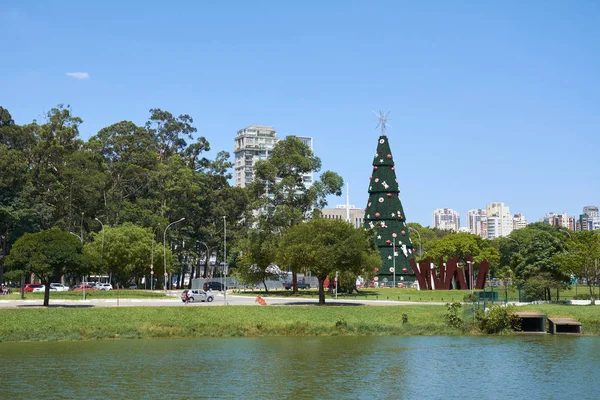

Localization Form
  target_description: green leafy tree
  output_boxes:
[554,231,600,304]
[250,136,343,292]
[426,232,500,266]
[499,223,569,299]
[4,227,91,306]
[85,223,169,288]
[277,218,381,304]
[235,229,281,292]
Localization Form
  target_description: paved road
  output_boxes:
[0,292,447,308]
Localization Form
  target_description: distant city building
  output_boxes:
[486,216,501,239]
[486,202,513,238]
[513,213,528,230]
[234,126,314,189]
[432,208,460,231]
[577,206,600,231]
[583,206,599,218]
[466,209,487,238]
[321,205,364,229]
[234,125,278,188]
[569,216,576,231]
[540,212,571,229]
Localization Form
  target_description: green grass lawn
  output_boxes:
[0,305,453,342]
[237,285,599,303]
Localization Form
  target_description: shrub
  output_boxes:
[463,293,477,303]
[475,305,518,334]
[572,293,591,300]
[444,302,463,330]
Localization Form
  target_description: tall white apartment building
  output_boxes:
[432,208,460,231]
[486,202,513,238]
[234,126,314,188]
[513,213,528,230]
[466,209,487,238]
[234,125,279,188]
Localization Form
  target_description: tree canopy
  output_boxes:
[4,227,92,305]
[277,218,381,304]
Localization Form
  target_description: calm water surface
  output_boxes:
[1,336,599,399]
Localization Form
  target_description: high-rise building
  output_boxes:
[486,202,513,238]
[432,208,460,231]
[577,206,600,231]
[234,125,278,188]
[234,126,314,188]
[583,206,599,218]
[513,213,528,230]
[466,209,487,238]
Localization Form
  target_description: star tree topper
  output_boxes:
[374,110,391,136]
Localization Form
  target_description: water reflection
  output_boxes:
[1,336,599,399]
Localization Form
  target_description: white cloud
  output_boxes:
[66,72,89,79]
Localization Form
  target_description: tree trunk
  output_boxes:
[590,284,596,305]
[292,271,298,294]
[43,281,50,307]
[262,280,269,293]
[318,276,326,305]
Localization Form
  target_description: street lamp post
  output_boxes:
[150,225,160,291]
[392,237,396,288]
[408,227,422,257]
[164,218,185,291]
[223,216,227,306]
[69,231,85,299]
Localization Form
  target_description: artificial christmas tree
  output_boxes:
[363,112,415,286]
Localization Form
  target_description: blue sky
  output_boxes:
[1,0,599,227]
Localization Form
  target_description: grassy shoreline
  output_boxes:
[1,303,598,343]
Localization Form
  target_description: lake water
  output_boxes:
[2,336,599,399]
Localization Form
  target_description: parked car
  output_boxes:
[50,283,69,291]
[33,285,57,292]
[96,283,113,291]
[128,283,138,289]
[203,281,225,291]
[72,284,97,291]
[284,280,311,290]
[181,289,214,303]
[24,284,44,292]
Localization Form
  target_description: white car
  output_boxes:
[33,286,57,292]
[96,283,113,291]
[181,289,214,303]
[50,283,69,291]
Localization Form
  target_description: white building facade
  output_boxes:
[466,209,487,238]
[486,202,513,238]
[234,125,279,188]
[432,208,461,231]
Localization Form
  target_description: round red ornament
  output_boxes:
[373,166,378,170]
[375,212,380,218]
[402,268,407,272]
[401,230,406,235]
[391,167,395,171]
[387,154,392,159]
[387,193,392,198]
[386,239,391,245]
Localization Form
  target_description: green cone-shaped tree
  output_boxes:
[363,134,415,285]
